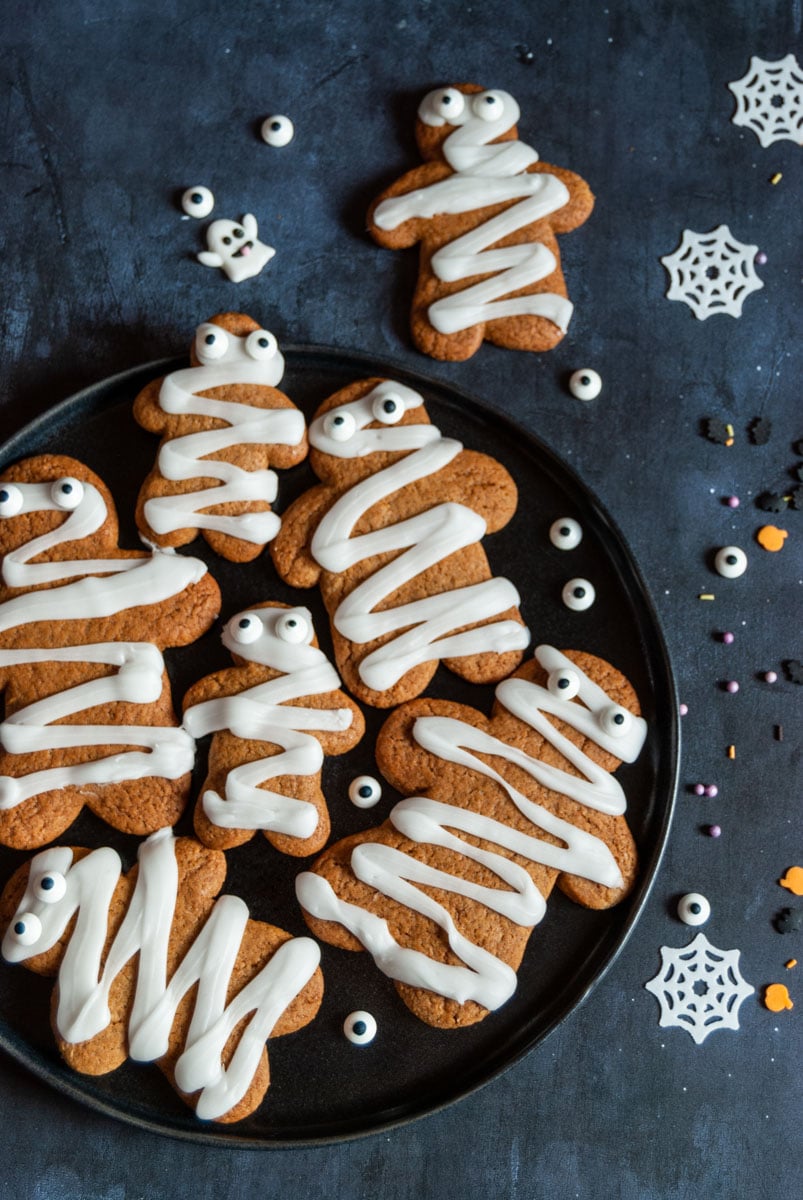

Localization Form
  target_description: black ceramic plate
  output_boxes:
[0,348,677,1146]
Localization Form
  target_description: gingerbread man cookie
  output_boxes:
[183,602,364,857]
[270,378,530,707]
[368,84,595,361]
[0,828,323,1122]
[296,646,645,1028]
[134,312,307,563]
[0,455,220,849]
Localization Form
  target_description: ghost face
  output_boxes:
[197,214,275,283]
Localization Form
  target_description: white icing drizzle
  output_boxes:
[308,381,529,693]
[1,828,321,1120]
[373,88,573,336]
[144,323,306,544]
[183,605,353,838]
[296,646,647,1013]
[0,478,207,809]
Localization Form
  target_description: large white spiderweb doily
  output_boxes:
[645,932,755,1045]
[660,225,763,321]
[728,54,803,148]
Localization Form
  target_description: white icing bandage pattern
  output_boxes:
[297,646,646,1012]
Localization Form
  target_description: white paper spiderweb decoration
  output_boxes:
[645,932,754,1045]
[660,225,763,320]
[728,54,803,148]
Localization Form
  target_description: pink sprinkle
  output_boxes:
[679,703,688,716]
[726,680,740,694]
[705,784,718,798]
[708,824,722,838]
[755,251,767,265]
[764,670,778,683]
[721,632,735,645]
[726,496,740,509]
[694,783,706,796]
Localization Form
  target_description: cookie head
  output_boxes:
[308,379,434,480]
[416,84,521,163]
[0,456,119,565]
[1,845,78,966]
[189,314,285,386]
[223,602,316,666]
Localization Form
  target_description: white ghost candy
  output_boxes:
[197,214,275,283]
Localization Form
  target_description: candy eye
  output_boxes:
[245,330,278,361]
[569,368,602,401]
[677,892,711,927]
[549,517,582,551]
[33,871,66,903]
[562,578,595,611]
[322,410,356,442]
[371,392,404,425]
[473,90,505,121]
[181,186,214,218]
[261,114,294,147]
[51,477,84,510]
[349,775,382,809]
[429,87,465,122]
[275,610,310,644]
[715,546,747,579]
[229,612,264,645]
[343,1010,377,1045]
[547,668,581,700]
[599,704,633,737]
[0,484,23,519]
[196,326,229,362]
[10,913,42,947]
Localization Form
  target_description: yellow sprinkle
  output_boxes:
[786,959,798,970]
[699,593,716,601]
[728,744,736,759]
[726,424,734,436]
[770,172,783,185]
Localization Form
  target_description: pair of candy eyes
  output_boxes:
[0,477,84,519]
[195,328,278,364]
[546,668,632,736]
[322,394,404,442]
[230,609,309,646]
[10,871,67,946]
[428,87,506,124]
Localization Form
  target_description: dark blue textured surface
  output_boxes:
[1,1,801,1196]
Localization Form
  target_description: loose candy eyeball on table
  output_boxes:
[568,368,602,401]
[181,186,214,218]
[677,893,711,926]
[261,115,294,146]
[343,1011,377,1045]
[714,546,747,578]
[549,517,583,551]
[349,776,382,809]
[562,578,595,611]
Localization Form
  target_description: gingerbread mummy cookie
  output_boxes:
[0,455,220,849]
[368,84,595,361]
[183,602,364,857]
[296,646,645,1028]
[0,829,323,1123]
[134,312,307,562]
[270,378,530,708]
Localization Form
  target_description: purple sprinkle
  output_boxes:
[708,824,722,838]
[694,783,705,796]
[721,631,735,645]
[726,495,740,509]
[726,680,740,694]
[679,702,688,716]
[705,784,718,798]
[764,670,778,683]
[755,251,767,265]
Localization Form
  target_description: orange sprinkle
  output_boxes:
[757,525,788,552]
[727,744,736,759]
[780,866,803,896]
[764,983,793,1012]
[786,960,797,970]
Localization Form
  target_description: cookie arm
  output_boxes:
[528,163,595,233]
[439,450,519,533]
[367,163,453,249]
[132,377,170,433]
[269,485,330,588]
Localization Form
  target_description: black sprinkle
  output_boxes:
[792,439,803,456]
[783,659,803,684]
[749,416,772,445]
[756,491,789,513]
[515,43,535,64]
[703,418,731,445]
[774,907,803,934]
[774,724,783,741]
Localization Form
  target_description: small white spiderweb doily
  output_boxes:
[728,53,803,148]
[645,931,755,1044]
[660,225,763,320]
